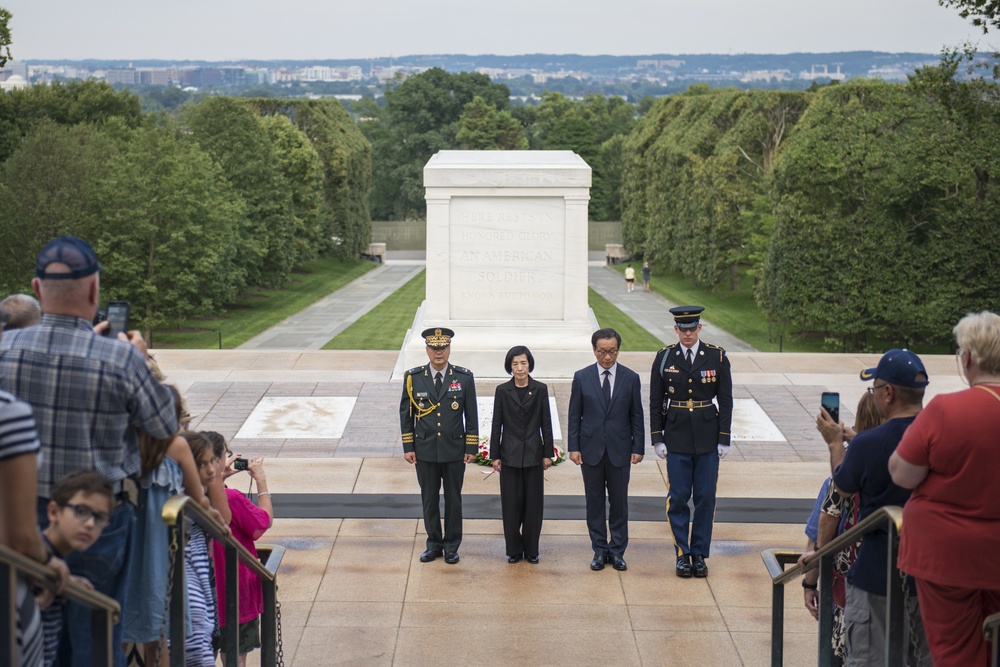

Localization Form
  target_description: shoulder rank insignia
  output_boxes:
[406,366,424,376]
[452,365,473,376]
[703,342,727,361]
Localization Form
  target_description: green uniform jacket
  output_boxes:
[399,363,479,462]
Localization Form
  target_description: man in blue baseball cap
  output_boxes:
[0,235,177,667]
[817,348,932,666]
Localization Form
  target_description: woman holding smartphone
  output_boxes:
[489,346,554,564]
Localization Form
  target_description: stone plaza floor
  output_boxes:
[150,349,963,666]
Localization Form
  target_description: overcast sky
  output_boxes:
[2,0,989,61]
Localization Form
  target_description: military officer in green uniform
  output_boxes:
[400,327,479,564]
[649,306,733,579]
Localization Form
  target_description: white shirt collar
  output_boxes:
[595,361,618,378]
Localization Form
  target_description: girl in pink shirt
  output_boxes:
[204,433,273,666]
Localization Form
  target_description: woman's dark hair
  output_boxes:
[504,345,535,374]
[182,431,213,466]
[140,385,184,477]
[201,431,228,459]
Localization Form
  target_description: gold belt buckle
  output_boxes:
[687,399,694,412]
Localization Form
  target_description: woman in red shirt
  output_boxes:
[890,311,1000,667]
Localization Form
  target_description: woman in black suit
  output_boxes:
[490,346,555,564]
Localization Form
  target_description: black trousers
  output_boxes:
[580,451,631,558]
[499,464,544,558]
[415,459,466,552]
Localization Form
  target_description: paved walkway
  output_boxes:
[240,257,754,353]
[588,266,756,352]
[239,263,424,350]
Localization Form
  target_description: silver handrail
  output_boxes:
[161,494,283,667]
[761,505,905,667]
[985,612,1000,667]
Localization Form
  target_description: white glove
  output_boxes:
[718,444,731,460]
[653,443,667,460]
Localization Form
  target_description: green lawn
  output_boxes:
[151,258,377,349]
[588,288,663,351]
[324,272,660,351]
[323,270,426,349]
[613,264,824,352]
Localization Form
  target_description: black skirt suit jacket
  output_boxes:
[489,377,555,467]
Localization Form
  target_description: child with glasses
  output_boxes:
[37,470,115,667]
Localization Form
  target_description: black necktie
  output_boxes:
[435,372,443,394]
[686,349,693,366]
[602,370,611,403]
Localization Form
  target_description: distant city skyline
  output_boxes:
[2,0,990,61]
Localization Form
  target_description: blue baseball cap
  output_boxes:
[860,349,929,388]
[35,235,102,280]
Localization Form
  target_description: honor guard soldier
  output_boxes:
[400,327,478,565]
[649,306,733,578]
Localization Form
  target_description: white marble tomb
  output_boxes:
[394,151,598,379]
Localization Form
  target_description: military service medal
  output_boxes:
[451,401,459,410]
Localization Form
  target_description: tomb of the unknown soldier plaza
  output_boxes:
[144,152,968,666]
[1,147,982,667]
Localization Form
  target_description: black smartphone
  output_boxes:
[105,301,130,339]
[821,391,840,424]
[233,458,249,471]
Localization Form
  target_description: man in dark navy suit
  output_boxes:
[567,328,645,572]
[649,306,733,578]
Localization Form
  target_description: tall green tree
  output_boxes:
[246,98,372,257]
[91,117,246,333]
[258,113,324,266]
[0,120,111,293]
[758,80,998,348]
[621,88,808,289]
[370,68,512,219]
[0,7,12,67]
[0,80,142,162]
[456,96,527,150]
[183,97,296,287]
[532,92,637,220]
[939,0,1000,32]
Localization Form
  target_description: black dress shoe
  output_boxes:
[507,554,522,564]
[612,556,628,571]
[444,551,460,564]
[419,549,442,563]
[692,554,708,578]
[591,553,606,571]
[525,555,539,564]
[604,552,614,564]
[675,555,693,578]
